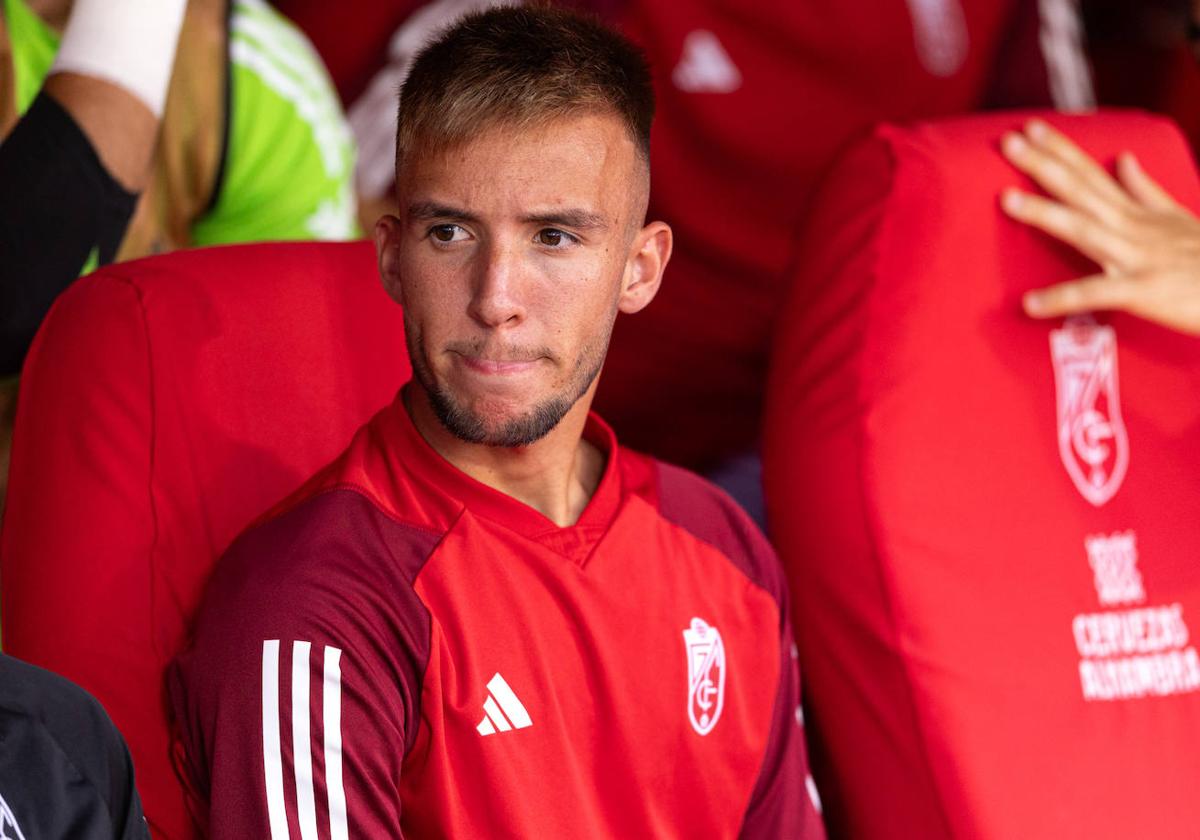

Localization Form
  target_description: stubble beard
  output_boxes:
[404,314,612,448]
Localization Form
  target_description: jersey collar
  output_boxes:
[385,388,624,561]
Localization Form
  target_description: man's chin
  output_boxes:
[428,389,573,448]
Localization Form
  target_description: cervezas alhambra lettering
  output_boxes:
[1072,531,1200,701]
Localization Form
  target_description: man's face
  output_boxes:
[377,112,661,447]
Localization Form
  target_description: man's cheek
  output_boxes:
[403,270,465,321]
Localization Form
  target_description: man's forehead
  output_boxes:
[399,111,641,186]
[398,112,644,222]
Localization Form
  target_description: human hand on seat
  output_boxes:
[1000,118,1200,335]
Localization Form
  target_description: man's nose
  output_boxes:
[468,240,527,328]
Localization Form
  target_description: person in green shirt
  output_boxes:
[3,0,357,263]
[0,0,358,516]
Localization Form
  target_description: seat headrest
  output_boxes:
[2,240,410,838]
[766,110,1200,840]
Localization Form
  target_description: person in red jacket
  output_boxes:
[170,7,825,837]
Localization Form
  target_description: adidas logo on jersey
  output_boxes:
[672,30,741,93]
[476,673,533,736]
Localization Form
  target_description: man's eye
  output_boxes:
[430,224,466,243]
[536,228,575,248]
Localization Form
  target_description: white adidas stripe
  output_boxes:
[476,673,533,736]
[807,774,824,814]
[1037,0,1095,111]
[488,674,532,728]
[261,640,348,840]
[482,696,513,732]
[292,642,318,840]
[262,640,291,839]
[324,647,349,840]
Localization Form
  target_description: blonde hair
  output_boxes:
[395,4,654,176]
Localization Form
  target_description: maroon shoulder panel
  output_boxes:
[169,489,441,838]
[654,462,825,839]
[655,462,786,607]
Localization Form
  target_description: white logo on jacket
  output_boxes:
[0,793,27,840]
[672,31,741,93]
[476,673,533,736]
[906,0,969,77]
[683,617,726,735]
[1050,316,1129,507]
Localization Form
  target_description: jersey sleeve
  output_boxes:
[169,490,438,839]
[737,549,827,839]
[654,462,826,838]
[189,0,358,247]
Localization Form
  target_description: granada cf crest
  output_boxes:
[683,617,726,736]
[1050,317,1129,507]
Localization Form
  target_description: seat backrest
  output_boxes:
[765,110,1200,839]
[0,241,410,838]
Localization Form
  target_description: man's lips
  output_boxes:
[456,354,543,376]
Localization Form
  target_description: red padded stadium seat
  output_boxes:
[765,111,1200,839]
[0,241,410,839]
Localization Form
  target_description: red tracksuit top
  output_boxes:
[169,393,825,838]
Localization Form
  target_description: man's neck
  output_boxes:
[406,387,606,527]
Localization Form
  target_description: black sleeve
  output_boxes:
[0,653,150,839]
[0,91,139,376]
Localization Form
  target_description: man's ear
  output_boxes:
[618,220,672,314]
[375,214,405,305]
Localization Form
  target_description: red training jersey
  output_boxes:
[169,392,824,838]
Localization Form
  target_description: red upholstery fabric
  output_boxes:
[0,241,410,839]
[765,111,1200,839]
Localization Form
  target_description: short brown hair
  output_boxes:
[395,4,654,175]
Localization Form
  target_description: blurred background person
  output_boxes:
[1083,0,1200,157]
[0,651,149,839]
[0,0,357,514]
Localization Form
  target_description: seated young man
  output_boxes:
[170,7,825,837]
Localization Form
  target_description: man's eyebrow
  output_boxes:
[406,203,610,231]
[521,209,610,231]
[406,201,479,223]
